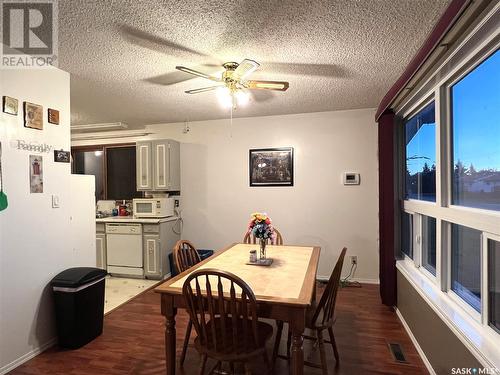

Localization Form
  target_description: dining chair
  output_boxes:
[182,268,274,375]
[272,247,347,374]
[173,240,202,366]
[243,227,283,245]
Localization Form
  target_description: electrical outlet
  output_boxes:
[350,256,358,265]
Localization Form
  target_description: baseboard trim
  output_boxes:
[0,337,57,375]
[317,276,380,284]
[395,307,435,375]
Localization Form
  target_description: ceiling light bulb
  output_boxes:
[235,90,250,106]
[216,87,233,109]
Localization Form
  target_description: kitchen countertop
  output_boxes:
[96,216,179,224]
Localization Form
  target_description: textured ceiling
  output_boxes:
[59,0,450,128]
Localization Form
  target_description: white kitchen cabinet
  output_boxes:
[143,234,160,278]
[136,139,180,192]
[95,218,180,280]
[136,141,153,191]
[142,221,180,280]
[96,232,106,270]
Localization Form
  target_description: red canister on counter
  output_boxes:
[119,205,128,216]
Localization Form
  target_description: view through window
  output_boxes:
[405,101,436,202]
[451,50,500,211]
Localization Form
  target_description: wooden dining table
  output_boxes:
[154,242,321,375]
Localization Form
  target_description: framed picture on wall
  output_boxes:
[23,102,43,130]
[2,96,18,115]
[249,147,294,187]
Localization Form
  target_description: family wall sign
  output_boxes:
[11,139,53,153]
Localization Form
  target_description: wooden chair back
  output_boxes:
[173,240,201,273]
[182,268,260,354]
[243,228,283,245]
[311,247,347,328]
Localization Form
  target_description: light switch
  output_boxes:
[52,195,60,208]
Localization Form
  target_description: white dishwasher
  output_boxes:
[106,223,144,277]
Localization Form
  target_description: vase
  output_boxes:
[259,238,267,260]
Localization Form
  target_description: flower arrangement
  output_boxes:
[247,212,276,243]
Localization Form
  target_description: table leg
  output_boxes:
[290,311,305,375]
[162,295,177,375]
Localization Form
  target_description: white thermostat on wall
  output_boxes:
[343,172,360,185]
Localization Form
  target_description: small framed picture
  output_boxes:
[30,155,43,193]
[2,96,18,115]
[249,147,294,187]
[48,108,60,125]
[54,150,70,163]
[24,102,43,130]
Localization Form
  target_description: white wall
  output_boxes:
[0,67,95,373]
[74,109,379,281]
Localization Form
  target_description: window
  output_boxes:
[451,224,481,312]
[422,216,437,275]
[451,50,500,211]
[396,17,500,357]
[489,239,500,333]
[73,149,105,200]
[401,212,413,259]
[404,101,436,202]
[72,145,141,200]
[106,146,139,200]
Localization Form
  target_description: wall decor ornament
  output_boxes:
[54,150,70,163]
[24,102,43,130]
[2,96,18,115]
[48,108,60,124]
[29,155,43,193]
[14,139,53,153]
[249,147,294,187]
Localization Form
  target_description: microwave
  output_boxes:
[133,198,175,218]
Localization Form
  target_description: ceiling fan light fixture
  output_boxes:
[216,86,233,109]
[235,90,250,107]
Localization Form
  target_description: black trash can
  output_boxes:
[51,267,107,349]
[168,249,214,277]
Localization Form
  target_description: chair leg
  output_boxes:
[286,326,292,360]
[317,329,328,375]
[199,354,207,375]
[244,362,252,375]
[272,320,284,366]
[180,320,192,366]
[263,350,271,373]
[328,326,340,364]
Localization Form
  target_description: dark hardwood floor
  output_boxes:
[10,283,427,375]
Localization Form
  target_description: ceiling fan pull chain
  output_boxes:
[229,102,233,138]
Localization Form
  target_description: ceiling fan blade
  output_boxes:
[245,80,289,91]
[233,59,260,81]
[262,62,351,78]
[176,66,221,82]
[144,65,222,86]
[185,86,223,94]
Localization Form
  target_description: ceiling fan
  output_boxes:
[176,59,289,108]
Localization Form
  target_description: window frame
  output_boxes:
[420,215,438,280]
[71,143,137,200]
[446,49,500,215]
[402,95,437,204]
[445,221,483,321]
[396,31,500,362]
[484,232,500,334]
